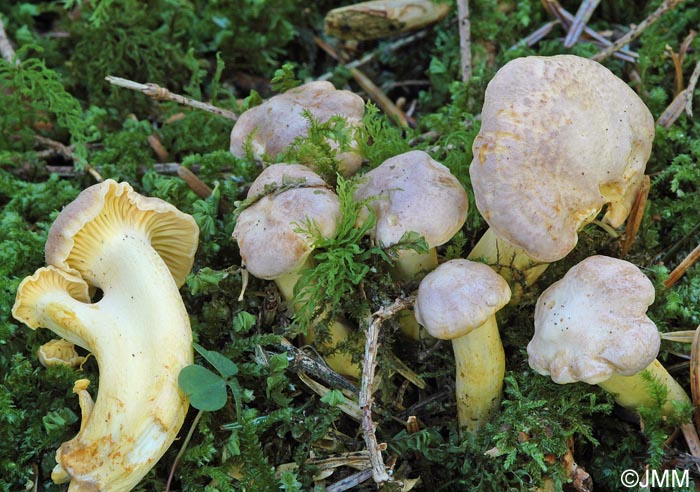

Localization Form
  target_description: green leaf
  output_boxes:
[194,343,238,378]
[233,311,257,333]
[320,389,345,406]
[43,408,78,433]
[178,364,228,412]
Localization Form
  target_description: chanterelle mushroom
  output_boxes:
[37,338,86,368]
[527,255,689,416]
[414,259,511,431]
[233,163,359,377]
[354,150,468,338]
[230,81,365,176]
[12,180,199,491]
[468,55,654,298]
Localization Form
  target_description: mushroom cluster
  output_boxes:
[12,180,199,490]
[225,54,667,439]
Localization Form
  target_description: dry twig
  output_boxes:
[105,76,239,121]
[165,410,203,492]
[621,175,650,256]
[35,136,103,182]
[563,0,601,48]
[691,325,700,439]
[326,468,373,492]
[540,0,637,62]
[360,295,415,485]
[277,338,359,395]
[314,36,415,127]
[318,31,428,82]
[0,16,18,65]
[177,165,212,199]
[514,20,560,48]
[591,0,685,62]
[147,134,169,162]
[664,243,700,289]
[456,0,471,82]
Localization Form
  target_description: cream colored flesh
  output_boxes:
[35,232,192,491]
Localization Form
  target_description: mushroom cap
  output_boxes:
[354,150,469,248]
[230,81,366,176]
[45,180,199,288]
[12,266,91,330]
[414,259,511,340]
[470,55,654,263]
[37,339,86,368]
[232,164,341,280]
[527,255,660,384]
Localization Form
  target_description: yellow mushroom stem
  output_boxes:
[467,227,548,303]
[392,247,438,340]
[15,231,192,490]
[274,263,360,379]
[451,314,505,432]
[597,359,690,417]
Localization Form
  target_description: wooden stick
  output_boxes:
[105,76,238,121]
[0,16,18,65]
[657,59,700,128]
[512,20,560,49]
[35,136,103,182]
[664,242,700,289]
[542,0,637,62]
[165,410,203,492]
[621,175,650,256]
[359,295,415,485]
[318,31,428,82]
[313,36,415,127]
[591,0,685,62]
[326,468,373,492]
[456,0,472,82]
[563,0,601,48]
[177,165,212,199]
[147,134,169,162]
[691,324,700,438]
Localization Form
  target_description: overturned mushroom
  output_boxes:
[527,255,689,416]
[354,150,468,338]
[468,55,654,299]
[233,163,360,377]
[325,0,451,41]
[414,259,511,431]
[230,81,365,176]
[13,180,198,491]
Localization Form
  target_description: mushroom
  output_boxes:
[230,81,365,176]
[233,163,360,377]
[37,338,86,368]
[414,259,511,431]
[468,55,654,299]
[12,180,199,490]
[325,0,451,41]
[354,150,469,338]
[527,255,689,416]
